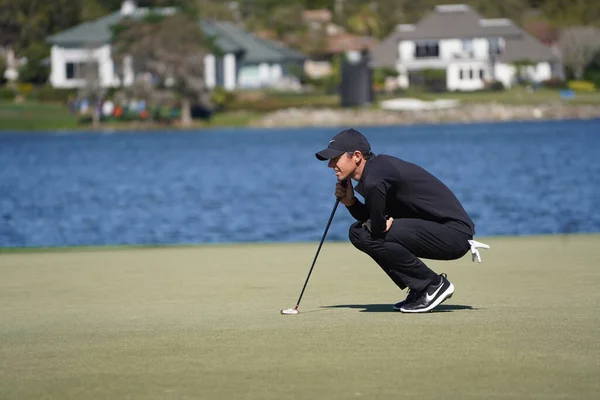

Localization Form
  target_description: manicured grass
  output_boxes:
[200,110,260,127]
[1,234,599,399]
[401,87,600,105]
[0,101,79,130]
[231,90,341,111]
[0,101,258,131]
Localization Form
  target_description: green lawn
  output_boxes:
[0,101,257,131]
[0,101,79,130]
[1,234,599,399]
[398,86,600,105]
[198,110,259,127]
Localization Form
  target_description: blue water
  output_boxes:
[1,119,599,248]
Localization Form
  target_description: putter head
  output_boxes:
[280,308,299,315]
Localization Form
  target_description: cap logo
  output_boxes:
[329,140,335,144]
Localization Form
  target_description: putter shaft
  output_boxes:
[294,197,341,308]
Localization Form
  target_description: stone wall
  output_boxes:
[251,103,600,128]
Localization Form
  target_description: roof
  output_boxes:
[199,20,305,63]
[371,30,400,68]
[371,4,556,67]
[198,20,244,54]
[47,11,123,46]
[498,30,557,63]
[47,8,305,64]
[46,8,177,46]
[397,4,521,40]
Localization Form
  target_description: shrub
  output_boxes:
[35,86,77,103]
[542,78,568,89]
[18,42,50,84]
[420,69,447,92]
[210,87,237,111]
[583,70,600,91]
[287,63,309,85]
[373,67,399,86]
[567,80,596,92]
[16,83,35,97]
[422,69,446,81]
[486,80,505,91]
[0,86,15,100]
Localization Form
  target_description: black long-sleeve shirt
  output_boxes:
[347,154,475,238]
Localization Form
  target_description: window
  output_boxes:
[459,69,464,80]
[489,38,502,55]
[64,61,99,80]
[479,69,485,80]
[415,41,439,58]
[462,39,474,57]
[469,69,474,80]
[66,62,75,79]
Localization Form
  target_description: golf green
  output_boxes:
[1,235,599,399]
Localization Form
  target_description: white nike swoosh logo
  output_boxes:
[329,140,335,144]
[425,283,444,302]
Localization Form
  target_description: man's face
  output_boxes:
[328,152,358,181]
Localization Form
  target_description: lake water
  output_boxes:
[1,119,599,248]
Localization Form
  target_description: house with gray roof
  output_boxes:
[371,4,560,91]
[46,1,305,90]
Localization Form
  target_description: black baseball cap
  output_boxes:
[315,128,372,161]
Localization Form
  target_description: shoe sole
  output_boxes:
[399,283,455,313]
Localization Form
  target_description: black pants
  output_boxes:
[348,219,472,292]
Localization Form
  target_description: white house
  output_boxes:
[46,1,305,91]
[371,4,560,91]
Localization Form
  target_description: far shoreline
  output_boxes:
[1,102,600,133]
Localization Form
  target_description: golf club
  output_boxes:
[281,181,346,315]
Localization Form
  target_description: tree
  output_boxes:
[370,0,410,39]
[194,0,239,22]
[77,45,106,128]
[304,0,332,8]
[18,42,50,84]
[540,0,600,27]
[112,12,212,127]
[0,0,108,52]
[346,3,381,38]
[269,3,306,40]
[469,0,530,24]
[0,0,109,88]
[0,53,6,84]
[558,26,600,80]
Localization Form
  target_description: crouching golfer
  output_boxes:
[315,128,475,313]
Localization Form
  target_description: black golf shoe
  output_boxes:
[400,274,454,313]
[392,289,420,311]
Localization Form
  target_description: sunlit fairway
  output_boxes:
[1,234,599,399]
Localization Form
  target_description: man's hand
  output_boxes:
[385,217,394,232]
[335,179,355,207]
[362,217,394,233]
